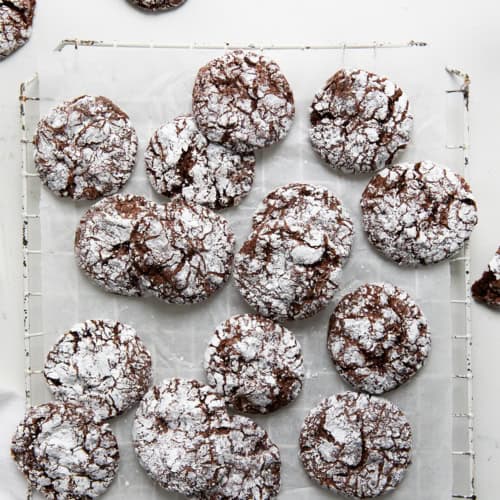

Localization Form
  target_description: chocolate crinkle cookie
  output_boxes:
[131,197,235,304]
[328,283,431,394]
[310,68,412,174]
[75,194,235,303]
[34,95,138,200]
[472,246,500,307]
[192,50,295,153]
[44,319,152,422]
[0,0,36,60]
[11,402,119,499]
[361,161,478,265]
[235,184,353,321]
[133,378,281,499]
[204,314,304,414]
[128,0,186,10]
[145,115,255,209]
[299,391,412,499]
[75,193,158,296]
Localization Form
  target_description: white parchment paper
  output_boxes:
[33,45,453,499]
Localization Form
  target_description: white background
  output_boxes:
[0,0,498,498]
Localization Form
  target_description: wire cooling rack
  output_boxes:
[19,40,475,500]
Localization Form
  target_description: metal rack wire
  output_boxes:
[19,40,475,500]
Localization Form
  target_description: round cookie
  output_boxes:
[361,161,478,265]
[34,95,138,200]
[75,193,158,296]
[328,283,431,394]
[204,314,304,413]
[203,414,281,499]
[472,246,500,307]
[11,402,119,499]
[310,68,413,174]
[192,50,295,153]
[235,186,353,321]
[128,0,186,10]
[131,197,235,304]
[299,391,412,498]
[133,378,228,496]
[44,319,152,421]
[145,115,255,209]
[0,0,36,60]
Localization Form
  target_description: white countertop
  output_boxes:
[0,0,498,498]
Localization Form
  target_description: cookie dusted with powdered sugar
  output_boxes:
[44,320,152,422]
[310,69,412,174]
[0,0,35,60]
[235,185,353,321]
[328,283,431,394]
[202,414,281,499]
[299,392,412,498]
[75,194,158,296]
[204,314,304,413]
[34,95,138,200]
[131,197,235,304]
[472,246,500,307]
[128,0,186,10]
[11,402,119,499]
[361,161,478,265]
[133,378,228,496]
[145,115,255,209]
[192,50,295,153]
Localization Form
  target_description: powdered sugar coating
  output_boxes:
[472,246,500,307]
[361,161,478,265]
[235,186,353,321]
[0,0,35,60]
[299,391,412,498]
[310,69,413,174]
[34,95,138,200]
[132,378,228,496]
[11,402,119,499]
[75,194,158,296]
[192,50,295,153]
[44,319,152,422]
[328,283,431,394]
[145,115,255,209]
[202,414,281,499]
[128,0,186,10]
[131,197,235,304]
[204,314,304,414]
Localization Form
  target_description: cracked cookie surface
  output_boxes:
[146,115,255,209]
[472,246,500,307]
[133,378,229,496]
[204,314,304,413]
[34,95,138,200]
[44,319,152,422]
[75,193,158,296]
[328,283,431,394]
[131,197,235,304]
[202,414,281,499]
[299,391,412,499]
[235,185,353,321]
[11,401,119,499]
[192,50,295,153]
[310,69,412,174]
[0,0,35,60]
[128,0,186,10]
[361,161,478,265]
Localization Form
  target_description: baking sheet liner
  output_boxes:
[30,45,454,499]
